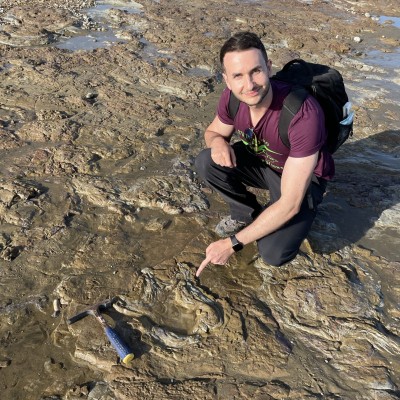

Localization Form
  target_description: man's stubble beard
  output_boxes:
[241,79,272,107]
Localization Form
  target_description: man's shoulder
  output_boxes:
[272,79,322,112]
[271,79,293,93]
[270,80,293,108]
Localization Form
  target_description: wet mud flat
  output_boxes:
[0,0,399,399]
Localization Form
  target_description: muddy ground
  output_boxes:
[0,0,399,399]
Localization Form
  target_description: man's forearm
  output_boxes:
[205,130,229,148]
[235,199,299,246]
[236,154,317,246]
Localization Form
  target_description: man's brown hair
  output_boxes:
[219,31,268,68]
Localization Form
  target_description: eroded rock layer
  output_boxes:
[0,0,399,399]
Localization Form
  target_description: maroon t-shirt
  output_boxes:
[217,80,335,180]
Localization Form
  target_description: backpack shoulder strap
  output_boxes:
[228,91,240,120]
[279,87,309,148]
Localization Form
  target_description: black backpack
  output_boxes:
[228,59,353,154]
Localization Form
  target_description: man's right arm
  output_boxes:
[205,115,236,168]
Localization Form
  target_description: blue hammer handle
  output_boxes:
[104,326,134,364]
[67,299,134,364]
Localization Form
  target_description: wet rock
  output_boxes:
[0,6,77,47]
[144,217,171,231]
[87,381,115,400]
[114,262,224,340]
[148,325,201,349]
[0,0,399,398]
[17,119,81,142]
[253,249,400,395]
[0,179,44,206]
[71,175,135,215]
[121,173,208,214]
[0,295,49,317]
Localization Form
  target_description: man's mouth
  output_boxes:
[243,88,260,97]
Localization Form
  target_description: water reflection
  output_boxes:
[363,48,400,70]
[56,0,143,51]
[57,30,124,51]
[379,15,400,28]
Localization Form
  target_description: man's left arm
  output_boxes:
[196,152,319,277]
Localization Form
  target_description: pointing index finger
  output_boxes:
[196,257,210,277]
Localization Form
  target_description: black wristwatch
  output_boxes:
[230,235,244,252]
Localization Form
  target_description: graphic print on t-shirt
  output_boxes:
[237,128,284,171]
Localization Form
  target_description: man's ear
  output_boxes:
[267,59,272,77]
[223,73,231,90]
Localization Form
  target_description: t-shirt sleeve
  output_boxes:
[217,88,235,125]
[287,96,327,157]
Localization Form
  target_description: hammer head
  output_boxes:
[67,298,117,325]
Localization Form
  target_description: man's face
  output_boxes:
[222,48,272,107]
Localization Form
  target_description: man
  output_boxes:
[195,31,334,277]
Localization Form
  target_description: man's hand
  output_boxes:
[211,139,237,168]
[204,115,235,167]
[196,238,235,277]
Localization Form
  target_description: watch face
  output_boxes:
[230,235,243,252]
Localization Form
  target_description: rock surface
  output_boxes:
[0,0,399,399]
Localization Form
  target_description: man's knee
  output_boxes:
[258,243,298,267]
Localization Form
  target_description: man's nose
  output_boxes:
[244,75,255,90]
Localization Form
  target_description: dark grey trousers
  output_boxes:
[195,141,327,266]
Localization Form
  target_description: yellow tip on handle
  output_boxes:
[122,353,134,364]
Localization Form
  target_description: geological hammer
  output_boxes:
[67,298,134,364]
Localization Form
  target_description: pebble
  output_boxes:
[0,359,11,368]
[87,381,113,399]
[44,358,63,373]
[353,36,362,43]
[52,298,61,318]
[85,92,97,99]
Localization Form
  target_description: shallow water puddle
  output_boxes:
[363,48,400,70]
[346,74,400,108]
[338,148,400,173]
[346,45,400,108]
[0,62,13,71]
[56,0,143,51]
[379,15,400,28]
[86,0,143,19]
[57,30,123,51]
[362,50,400,107]
[186,66,213,77]
[139,37,175,61]
[55,1,214,77]
[137,37,213,77]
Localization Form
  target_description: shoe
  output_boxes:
[215,216,248,238]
